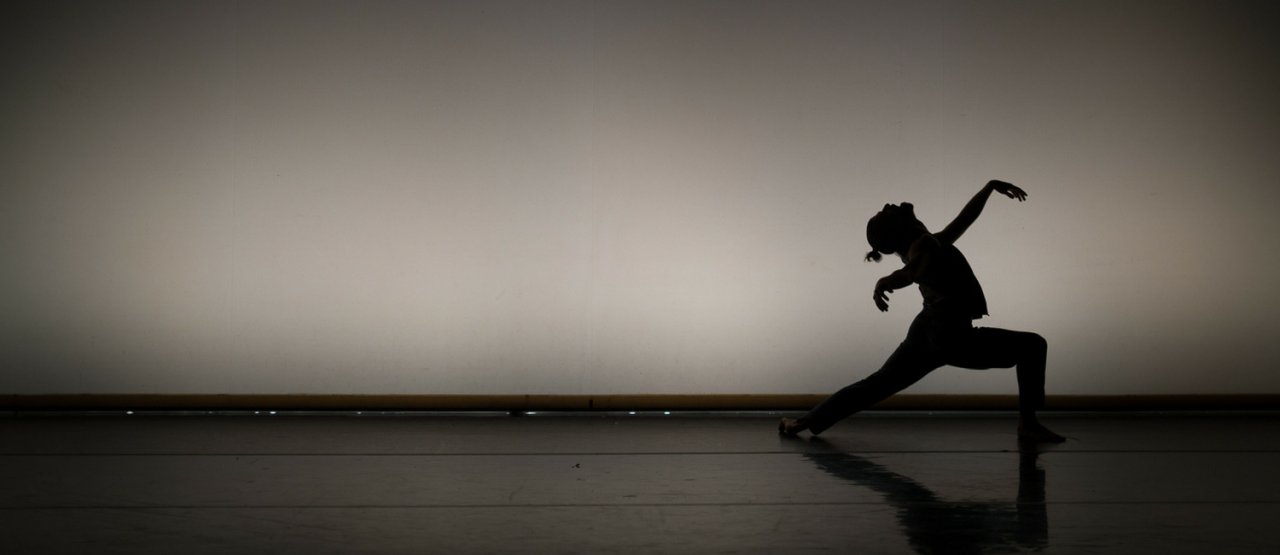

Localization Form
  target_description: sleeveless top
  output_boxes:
[916,240,988,320]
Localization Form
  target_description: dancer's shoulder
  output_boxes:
[909,233,942,256]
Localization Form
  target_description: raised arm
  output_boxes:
[934,180,1027,245]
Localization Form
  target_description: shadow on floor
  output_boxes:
[800,438,1049,554]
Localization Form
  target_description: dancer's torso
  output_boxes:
[915,239,988,320]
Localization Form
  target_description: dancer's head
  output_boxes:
[865,203,927,262]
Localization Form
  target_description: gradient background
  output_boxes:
[3,0,1278,396]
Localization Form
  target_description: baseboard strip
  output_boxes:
[4,394,1279,411]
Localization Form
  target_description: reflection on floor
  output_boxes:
[805,441,1047,554]
[3,411,1279,553]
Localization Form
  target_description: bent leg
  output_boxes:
[803,341,943,435]
[946,327,1047,413]
[947,327,1062,441]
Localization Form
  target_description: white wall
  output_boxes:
[3,0,1278,395]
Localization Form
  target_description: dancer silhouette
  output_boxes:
[780,180,1064,442]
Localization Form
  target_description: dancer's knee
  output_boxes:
[1027,332,1047,354]
[1016,332,1047,365]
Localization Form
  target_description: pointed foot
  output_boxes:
[778,417,809,437]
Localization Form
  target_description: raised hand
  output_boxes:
[988,180,1027,202]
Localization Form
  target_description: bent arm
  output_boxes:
[872,235,936,311]
[934,180,1026,245]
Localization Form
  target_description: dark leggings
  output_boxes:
[805,307,1047,435]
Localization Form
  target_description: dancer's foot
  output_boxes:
[778,417,809,437]
[1017,419,1066,443]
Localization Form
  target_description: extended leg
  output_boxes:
[785,340,941,436]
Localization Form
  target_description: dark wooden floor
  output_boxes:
[3,411,1279,553]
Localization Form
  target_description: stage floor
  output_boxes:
[4,411,1279,553]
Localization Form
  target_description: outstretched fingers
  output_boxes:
[1001,183,1028,201]
[874,292,890,311]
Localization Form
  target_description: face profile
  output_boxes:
[866,202,927,259]
[881,202,913,217]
